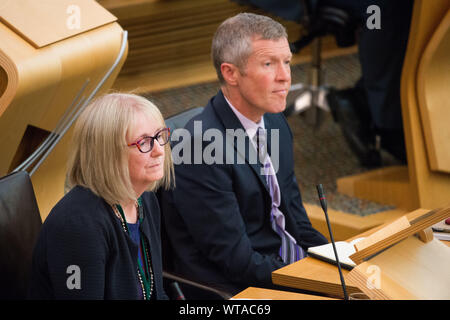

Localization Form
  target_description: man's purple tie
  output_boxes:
[256,127,306,264]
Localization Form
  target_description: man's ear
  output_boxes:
[220,63,239,86]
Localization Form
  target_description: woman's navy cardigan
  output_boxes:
[28,186,168,300]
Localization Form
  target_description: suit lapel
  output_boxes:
[211,91,269,192]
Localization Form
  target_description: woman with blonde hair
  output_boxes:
[29,93,174,300]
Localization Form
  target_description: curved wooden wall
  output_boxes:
[400,0,450,209]
[0,1,128,219]
[417,9,450,173]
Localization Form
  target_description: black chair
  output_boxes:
[0,125,228,300]
[158,107,234,300]
[165,107,204,134]
[0,171,42,299]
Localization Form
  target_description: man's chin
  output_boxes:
[268,103,287,114]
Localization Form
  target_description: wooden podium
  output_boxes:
[272,207,450,299]
[337,0,450,212]
[0,0,128,220]
[346,207,450,300]
[348,237,450,300]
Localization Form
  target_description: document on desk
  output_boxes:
[306,237,365,270]
[432,219,450,241]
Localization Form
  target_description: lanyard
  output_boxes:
[114,198,153,300]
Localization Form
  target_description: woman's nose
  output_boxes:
[150,139,165,157]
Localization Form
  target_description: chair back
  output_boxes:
[159,107,203,271]
[158,107,232,299]
[164,107,204,140]
[0,171,42,299]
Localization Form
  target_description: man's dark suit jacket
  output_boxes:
[162,90,327,294]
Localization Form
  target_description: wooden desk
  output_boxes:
[271,218,390,298]
[272,210,450,299]
[272,257,360,299]
[231,287,337,300]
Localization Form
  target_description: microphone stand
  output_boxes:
[316,184,349,300]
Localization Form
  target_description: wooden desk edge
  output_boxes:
[231,287,338,300]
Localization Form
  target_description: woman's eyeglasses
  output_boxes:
[128,127,170,153]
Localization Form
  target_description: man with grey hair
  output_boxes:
[162,12,327,295]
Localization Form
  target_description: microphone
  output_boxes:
[170,281,186,300]
[316,184,349,300]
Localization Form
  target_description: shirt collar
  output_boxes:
[224,95,265,142]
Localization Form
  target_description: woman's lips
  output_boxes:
[147,162,161,169]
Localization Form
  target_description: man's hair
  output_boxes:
[67,93,174,205]
[211,12,288,84]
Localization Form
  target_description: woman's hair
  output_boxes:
[211,12,288,84]
[67,93,174,205]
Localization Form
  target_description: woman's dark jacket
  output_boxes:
[28,186,167,300]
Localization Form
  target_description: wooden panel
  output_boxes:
[353,216,410,252]
[273,209,450,300]
[348,237,450,300]
[0,65,6,97]
[400,0,450,209]
[271,210,425,299]
[98,0,356,92]
[112,37,356,93]
[0,0,117,48]
[304,203,406,242]
[231,287,337,300]
[0,20,127,219]
[108,0,302,76]
[272,256,361,298]
[337,166,413,210]
[347,261,417,300]
[417,9,450,172]
[349,207,450,264]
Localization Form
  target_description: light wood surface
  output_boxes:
[349,207,449,264]
[304,203,406,241]
[271,222,384,298]
[112,39,356,94]
[0,0,117,48]
[337,1,450,211]
[337,166,413,210]
[348,236,450,300]
[272,255,361,299]
[401,0,450,210]
[231,287,337,300]
[100,0,303,76]
[353,216,410,252]
[98,0,357,93]
[272,208,449,299]
[417,227,434,243]
[0,1,127,219]
[417,9,450,173]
